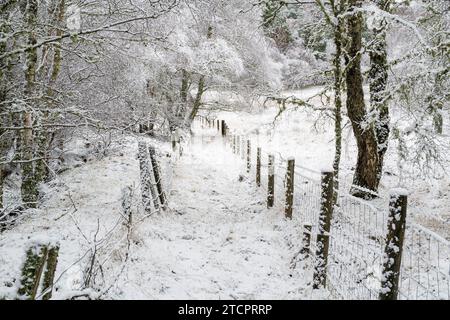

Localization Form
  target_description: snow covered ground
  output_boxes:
[0,88,447,300]
[0,124,326,299]
[114,126,323,299]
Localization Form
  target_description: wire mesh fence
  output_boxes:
[218,120,450,301]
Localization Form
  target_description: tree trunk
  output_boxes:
[346,0,380,198]
[188,26,212,121]
[180,69,189,104]
[177,69,190,125]
[35,0,66,183]
[369,0,391,187]
[0,1,18,208]
[331,0,346,204]
[21,0,39,208]
[188,75,205,121]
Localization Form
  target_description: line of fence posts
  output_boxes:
[216,119,409,300]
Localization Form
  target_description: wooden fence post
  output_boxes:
[221,120,226,136]
[256,147,261,187]
[301,224,312,259]
[138,141,157,213]
[267,154,275,208]
[284,158,295,219]
[246,140,251,173]
[313,170,334,289]
[217,120,220,131]
[236,136,240,155]
[241,136,245,160]
[379,189,408,300]
[231,135,235,153]
[233,135,235,152]
[149,145,167,210]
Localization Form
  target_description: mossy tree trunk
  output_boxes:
[369,0,391,189]
[18,244,59,300]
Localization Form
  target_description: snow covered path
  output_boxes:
[120,127,313,299]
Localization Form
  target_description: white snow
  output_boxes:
[0,125,326,299]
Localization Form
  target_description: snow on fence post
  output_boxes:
[18,243,59,300]
[241,136,245,160]
[149,145,167,210]
[122,186,133,225]
[301,224,312,259]
[313,170,334,289]
[267,154,275,208]
[379,189,408,300]
[256,147,261,187]
[246,140,251,173]
[284,158,295,219]
[138,141,158,213]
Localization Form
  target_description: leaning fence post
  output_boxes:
[149,145,167,210]
[138,142,155,213]
[284,158,295,219]
[267,154,275,208]
[246,140,251,173]
[313,170,334,289]
[379,189,408,300]
[256,147,261,187]
[301,224,312,259]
